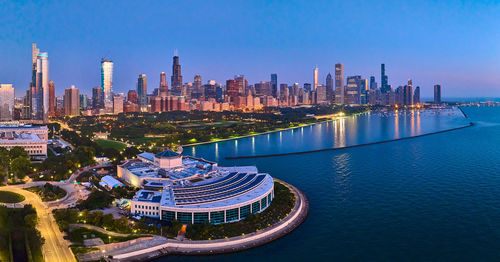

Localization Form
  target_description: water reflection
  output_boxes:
[185,108,468,161]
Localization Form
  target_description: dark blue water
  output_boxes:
[159,106,500,261]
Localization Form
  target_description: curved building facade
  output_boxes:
[126,150,274,224]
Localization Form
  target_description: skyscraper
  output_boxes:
[369,76,377,90]
[48,80,55,117]
[159,72,169,96]
[271,74,278,98]
[193,75,203,99]
[313,67,319,91]
[0,84,14,121]
[80,94,88,110]
[434,85,442,104]
[403,79,413,106]
[171,55,183,96]
[137,74,148,110]
[101,59,113,101]
[64,85,80,116]
[334,63,344,105]
[345,76,362,105]
[33,52,49,122]
[92,87,103,109]
[381,64,389,93]
[414,86,420,104]
[326,73,333,102]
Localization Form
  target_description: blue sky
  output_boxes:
[1,0,499,97]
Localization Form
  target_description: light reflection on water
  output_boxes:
[186,108,468,163]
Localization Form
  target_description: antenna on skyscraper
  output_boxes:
[174,49,178,57]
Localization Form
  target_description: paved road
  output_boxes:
[0,187,76,262]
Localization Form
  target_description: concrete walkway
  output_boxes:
[111,179,309,261]
[69,224,135,237]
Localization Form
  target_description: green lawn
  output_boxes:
[95,139,127,151]
[0,191,25,203]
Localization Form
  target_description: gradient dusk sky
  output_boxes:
[1,0,499,97]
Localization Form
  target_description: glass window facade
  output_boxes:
[261,197,268,209]
[177,212,192,224]
[252,201,261,214]
[161,210,175,222]
[226,208,239,222]
[194,212,209,224]
[210,211,225,224]
[240,205,251,219]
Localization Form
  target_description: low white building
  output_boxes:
[0,124,48,157]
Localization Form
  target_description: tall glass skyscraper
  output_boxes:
[33,52,49,122]
[101,59,114,102]
[137,74,148,111]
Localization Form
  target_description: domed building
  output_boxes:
[119,150,275,224]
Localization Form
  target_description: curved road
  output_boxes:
[0,187,76,262]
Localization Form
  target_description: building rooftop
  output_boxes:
[159,171,274,209]
[121,155,217,180]
[133,190,162,203]
[155,150,180,158]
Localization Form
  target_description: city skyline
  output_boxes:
[1,1,499,97]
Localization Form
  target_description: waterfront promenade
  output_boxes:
[107,179,309,261]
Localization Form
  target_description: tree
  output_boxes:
[9,146,29,160]
[10,156,31,179]
[24,213,38,228]
[0,147,10,170]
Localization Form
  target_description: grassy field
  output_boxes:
[95,139,127,151]
[0,191,25,203]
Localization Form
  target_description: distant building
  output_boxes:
[137,74,148,111]
[171,55,183,96]
[80,94,88,110]
[326,73,333,102]
[159,72,168,96]
[414,86,420,104]
[48,80,55,117]
[0,84,14,121]
[370,76,377,90]
[271,74,278,98]
[33,51,50,122]
[434,85,442,104]
[101,59,113,102]
[313,67,318,91]
[381,64,389,93]
[92,86,103,109]
[64,85,80,116]
[335,63,344,104]
[113,95,124,114]
[345,76,362,105]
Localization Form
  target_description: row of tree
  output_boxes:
[0,147,32,183]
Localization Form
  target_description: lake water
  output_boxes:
[158,106,500,261]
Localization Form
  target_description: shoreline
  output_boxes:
[181,111,372,147]
[226,122,474,159]
[109,179,309,261]
[181,120,332,147]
